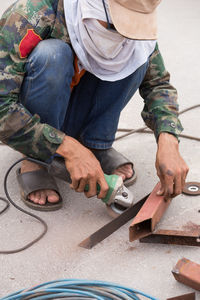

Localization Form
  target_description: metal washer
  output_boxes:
[183,182,200,195]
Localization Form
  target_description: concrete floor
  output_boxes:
[0,1,200,299]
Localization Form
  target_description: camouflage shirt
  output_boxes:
[0,0,183,161]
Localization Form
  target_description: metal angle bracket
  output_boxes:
[140,229,200,247]
[129,183,171,242]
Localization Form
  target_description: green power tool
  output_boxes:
[47,157,134,217]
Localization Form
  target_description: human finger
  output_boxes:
[173,172,182,197]
[97,177,109,199]
[70,176,80,190]
[163,175,174,201]
[181,165,189,191]
[76,177,88,193]
[156,168,165,196]
[157,185,165,196]
[84,178,98,198]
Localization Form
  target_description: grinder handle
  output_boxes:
[85,174,121,204]
[47,157,120,204]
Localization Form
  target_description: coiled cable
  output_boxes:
[0,279,158,300]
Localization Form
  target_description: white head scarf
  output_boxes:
[64,0,156,81]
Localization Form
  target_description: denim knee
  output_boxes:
[26,39,74,85]
[20,39,74,129]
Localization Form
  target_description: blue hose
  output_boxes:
[1,279,159,300]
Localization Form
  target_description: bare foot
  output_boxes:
[113,164,133,181]
[21,159,60,206]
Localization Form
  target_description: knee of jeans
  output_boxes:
[27,39,74,80]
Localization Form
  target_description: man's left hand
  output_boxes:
[156,132,189,200]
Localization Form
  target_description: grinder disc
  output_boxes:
[183,182,200,195]
[106,203,127,218]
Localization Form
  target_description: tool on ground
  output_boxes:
[183,182,200,195]
[47,156,134,217]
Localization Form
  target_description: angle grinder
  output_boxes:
[46,157,134,218]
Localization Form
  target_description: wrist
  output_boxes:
[158,132,179,149]
[56,135,80,159]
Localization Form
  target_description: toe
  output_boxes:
[113,170,126,180]
[28,191,40,204]
[113,164,133,180]
[28,190,46,205]
[38,191,47,205]
[46,190,60,203]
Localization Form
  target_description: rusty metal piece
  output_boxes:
[140,228,200,247]
[167,292,195,300]
[79,194,149,249]
[172,258,200,291]
[183,182,200,195]
[129,183,171,242]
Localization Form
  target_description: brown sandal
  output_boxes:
[91,148,137,187]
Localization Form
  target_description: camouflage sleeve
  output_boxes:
[0,0,65,161]
[139,43,183,141]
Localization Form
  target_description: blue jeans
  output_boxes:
[20,39,148,150]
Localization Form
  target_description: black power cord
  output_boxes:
[0,157,48,254]
[116,104,200,141]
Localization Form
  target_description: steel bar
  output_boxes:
[140,229,200,247]
[172,258,200,291]
[166,292,195,300]
[129,183,171,242]
[79,194,149,249]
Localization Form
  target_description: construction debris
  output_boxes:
[166,292,195,300]
[172,258,200,291]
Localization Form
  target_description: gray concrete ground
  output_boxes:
[0,1,200,299]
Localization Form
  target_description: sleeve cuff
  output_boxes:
[33,124,66,161]
[154,118,183,142]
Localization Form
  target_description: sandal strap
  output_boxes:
[16,168,60,199]
[91,148,133,174]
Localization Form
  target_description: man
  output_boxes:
[0,0,188,211]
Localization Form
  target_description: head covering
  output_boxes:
[108,0,161,40]
[64,0,156,81]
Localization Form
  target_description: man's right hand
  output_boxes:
[56,136,109,199]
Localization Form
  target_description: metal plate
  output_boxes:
[183,182,200,195]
